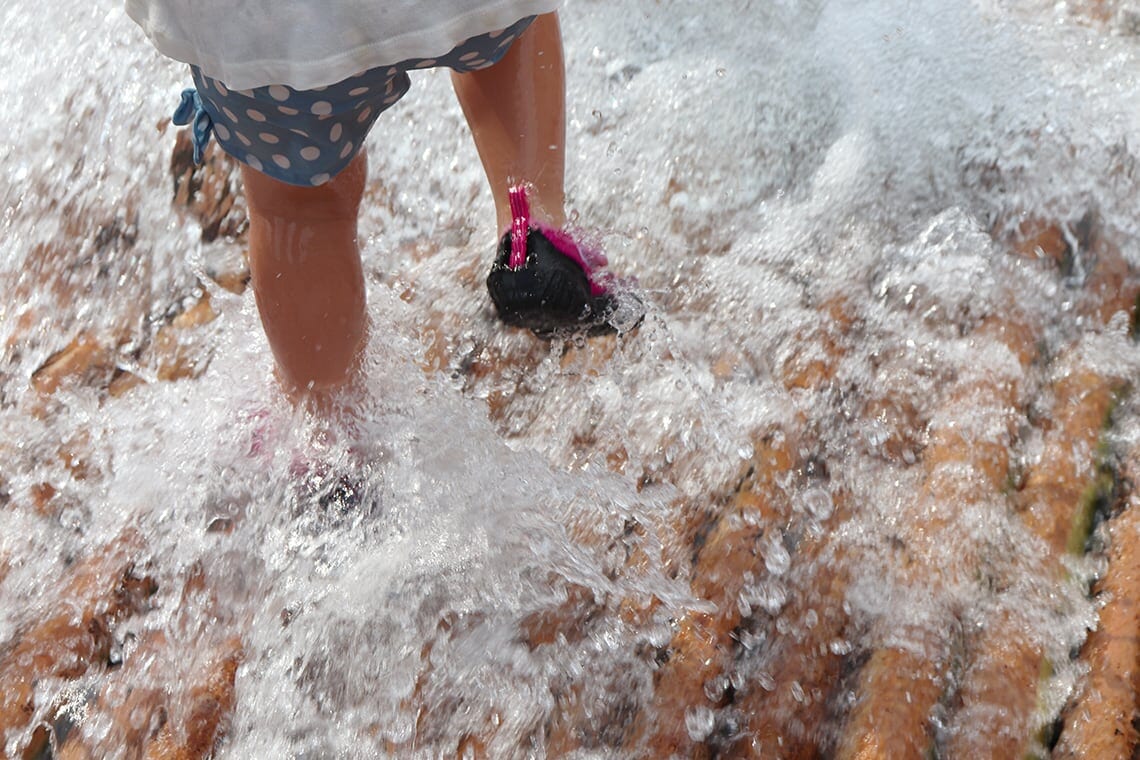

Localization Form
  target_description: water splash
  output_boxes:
[5,0,1140,757]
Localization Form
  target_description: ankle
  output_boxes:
[495,184,565,232]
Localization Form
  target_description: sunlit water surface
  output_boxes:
[3,0,1140,757]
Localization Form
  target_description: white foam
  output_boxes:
[5,0,1140,755]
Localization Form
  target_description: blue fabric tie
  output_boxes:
[172,88,213,164]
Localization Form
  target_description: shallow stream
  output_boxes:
[3,0,1140,757]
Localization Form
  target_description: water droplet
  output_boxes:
[829,638,853,656]
[704,674,730,702]
[791,681,806,703]
[764,534,791,576]
[759,580,788,614]
[685,706,716,741]
[802,487,834,520]
[737,628,765,651]
[730,671,746,692]
[737,592,752,618]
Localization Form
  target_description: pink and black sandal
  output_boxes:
[486,184,631,337]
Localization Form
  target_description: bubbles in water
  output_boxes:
[3,0,1137,755]
[757,579,788,615]
[736,628,765,651]
[703,673,732,702]
[801,487,834,520]
[684,705,716,742]
[756,671,777,692]
[829,638,853,656]
[763,532,791,576]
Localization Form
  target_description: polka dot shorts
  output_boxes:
[172,15,535,186]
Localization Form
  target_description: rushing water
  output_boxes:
[3,0,1140,757]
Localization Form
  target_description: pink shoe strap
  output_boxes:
[508,184,531,270]
[506,183,610,296]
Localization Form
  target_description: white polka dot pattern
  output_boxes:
[187,15,535,187]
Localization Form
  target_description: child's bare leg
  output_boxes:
[451,12,567,230]
[241,153,368,396]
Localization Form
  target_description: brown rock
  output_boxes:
[171,130,247,243]
[150,294,219,383]
[0,533,156,755]
[30,332,114,397]
[942,609,1051,760]
[144,639,242,760]
[108,368,147,398]
[998,216,1070,267]
[209,268,250,296]
[835,292,1040,759]
[1055,499,1140,758]
[782,297,858,392]
[836,644,947,760]
[626,432,797,757]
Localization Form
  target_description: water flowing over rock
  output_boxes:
[3,0,1140,758]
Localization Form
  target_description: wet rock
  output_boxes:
[208,268,250,296]
[994,215,1071,268]
[171,130,247,243]
[1073,222,1140,326]
[627,433,797,757]
[143,640,242,760]
[860,395,924,464]
[1055,485,1140,758]
[31,331,116,397]
[1016,365,1119,555]
[835,640,947,760]
[151,294,219,383]
[521,583,597,649]
[107,368,147,398]
[0,533,156,757]
[781,296,857,392]
[108,292,220,397]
